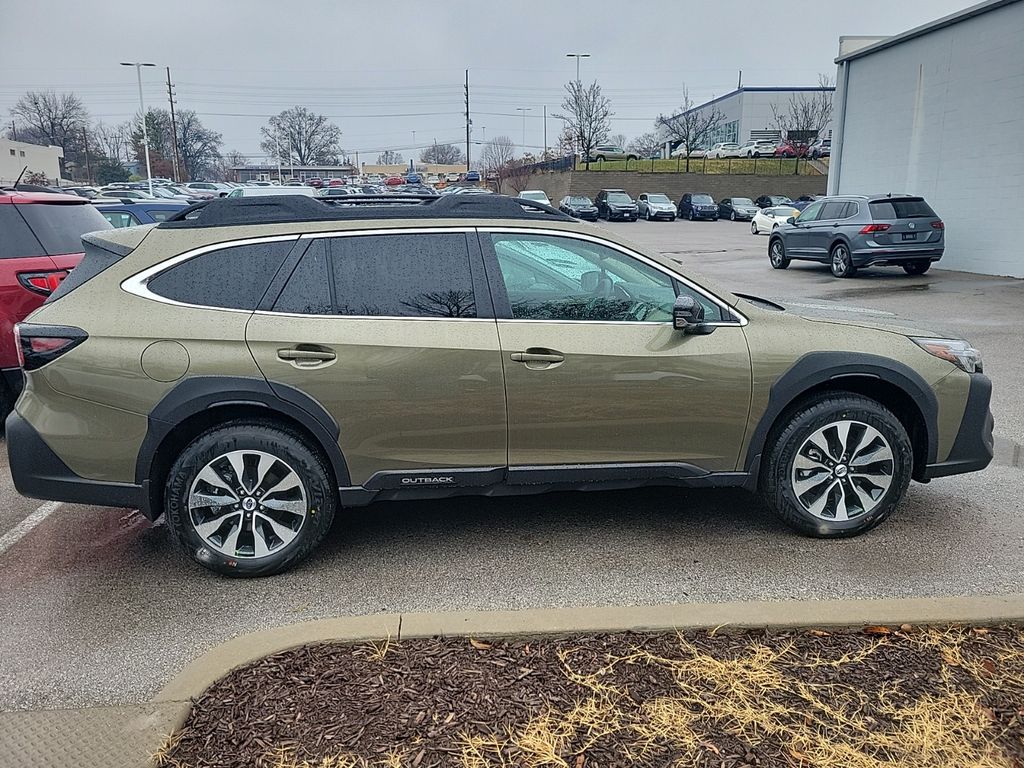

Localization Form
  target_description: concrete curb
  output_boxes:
[154,593,1024,719]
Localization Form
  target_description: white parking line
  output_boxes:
[0,501,62,555]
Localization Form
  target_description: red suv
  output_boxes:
[1,191,111,420]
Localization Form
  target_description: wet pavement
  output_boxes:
[0,218,1021,712]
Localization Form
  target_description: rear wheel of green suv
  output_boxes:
[761,394,913,538]
[164,421,336,577]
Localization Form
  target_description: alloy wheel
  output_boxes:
[790,420,894,521]
[188,449,308,558]
[831,245,852,277]
[751,221,758,235]
[770,241,785,266]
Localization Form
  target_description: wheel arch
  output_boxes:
[743,353,937,488]
[136,376,349,520]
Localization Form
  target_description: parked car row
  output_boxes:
[546,190,817,224]
[668,137,831,160]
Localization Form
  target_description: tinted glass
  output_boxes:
[14,202,110,255]
[145,209,178,222]
[692,194,714,204]
[733,198,754,206]
[567,197,592,205]
[648,194,671,203]
[0,206,44,258]
[490,234,723,323]
[820,202,848,220]
[274,239,332,314]
[607,193,632,204]
[331,233,476,318]
[869,198,936,219]
[148,240,293,309]
[842,201,859,218]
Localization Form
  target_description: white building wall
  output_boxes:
[0,139,63,184]
[831,1,1024,277]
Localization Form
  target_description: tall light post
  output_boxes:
[516,108,531,150]
[121,62,156,196]
[565,53,591,83]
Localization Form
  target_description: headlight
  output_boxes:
[912,338,983,373]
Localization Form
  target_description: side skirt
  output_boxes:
[338,463,753,507]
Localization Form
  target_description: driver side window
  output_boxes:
[797,201,824,222]
[488,233,722,323]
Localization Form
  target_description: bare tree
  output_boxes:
[627,131,662,159]
[656,85,725,172]
[419,142,465,165]
[554,80,612,170]
[259,107,341,166]
[771,73,835,150]
[609,133,627,149]
[481,136,515,176]
[10,91,89,150]
[93,122,129,163]
[376,149,403,165]
[176,110,223,180]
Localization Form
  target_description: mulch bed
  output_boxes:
[158,625,1024,768]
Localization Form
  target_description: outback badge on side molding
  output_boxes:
[401,476,456,485]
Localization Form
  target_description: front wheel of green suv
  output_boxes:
[165,421,336,577]
[760,394,912,538]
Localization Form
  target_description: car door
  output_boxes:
[719,198,731,218]
[787,200,824,256]
[479,229,751,475]
[680,193,691,216]
[246,230,507,487]
[805,201,848,260]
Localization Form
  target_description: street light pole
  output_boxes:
[121,62,156,196]
[516,108,531,150]
[565,53,591,83]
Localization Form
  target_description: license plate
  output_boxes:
[902,232,917,241]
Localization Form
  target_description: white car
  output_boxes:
[750,205,800,235]
[518,190,551,206]
[225,185,317,198]
[636,193,676,221]
[706,142,742,159]
[738,140,777,158]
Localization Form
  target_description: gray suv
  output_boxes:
[768,195,944,277]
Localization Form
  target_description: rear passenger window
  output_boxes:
[330,233,476,318]
[147,240,293,310]
[820,202,847,220]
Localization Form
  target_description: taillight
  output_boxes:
[15,323,88,371]
[17,270,70,296]
[931,220,944,230]
[859,223,891,234]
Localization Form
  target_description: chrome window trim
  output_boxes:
[480,226,748,327]
[252,310,492,322]
[121,234,299,313]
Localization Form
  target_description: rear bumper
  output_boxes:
[5,410,149,515]
[1,367,22,398]
[852,246,944,266]
[922,374,994,479]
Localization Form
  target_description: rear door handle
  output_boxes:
[277,347,336,364]
[510,351,564,363]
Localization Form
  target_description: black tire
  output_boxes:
[830,242,857,278]
[751,221,759,235]
[903,260,931,275]
[730,211,736,221]
[595,155,605,162]
[688,210,695,221]
[760,393,912,538]
[627,154,637,161]
[164,420,336,577]
[769,237,790,269]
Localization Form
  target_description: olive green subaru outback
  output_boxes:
[6,194,993,576]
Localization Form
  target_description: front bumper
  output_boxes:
[922,374,994,479]
[648,209,676,219]
[5,410,149,515]
[608,209,637,220]
[687,209,718,220]
[573,210,598,221]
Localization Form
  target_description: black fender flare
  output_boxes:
[136,375,350,489]
[742,352,938,487]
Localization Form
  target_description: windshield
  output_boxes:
[521,192,547,201]
[567,197,592,206]
[692,194,714,204]
[647,194,670,203]
[770,196,792,204]
[607,193,633,204]
[733,198,754,206]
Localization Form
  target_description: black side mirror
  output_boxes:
[786,216,796,225]
[673,295,713,334]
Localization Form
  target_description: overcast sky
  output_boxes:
[1,0,972,164]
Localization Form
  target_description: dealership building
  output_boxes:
[657,86,835,155]
[829,0,1023,277]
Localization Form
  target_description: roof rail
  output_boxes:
[159,193,574,228]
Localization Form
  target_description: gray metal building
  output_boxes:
[828,0,1024,277]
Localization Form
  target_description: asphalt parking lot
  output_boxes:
[1,217,1022,713]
